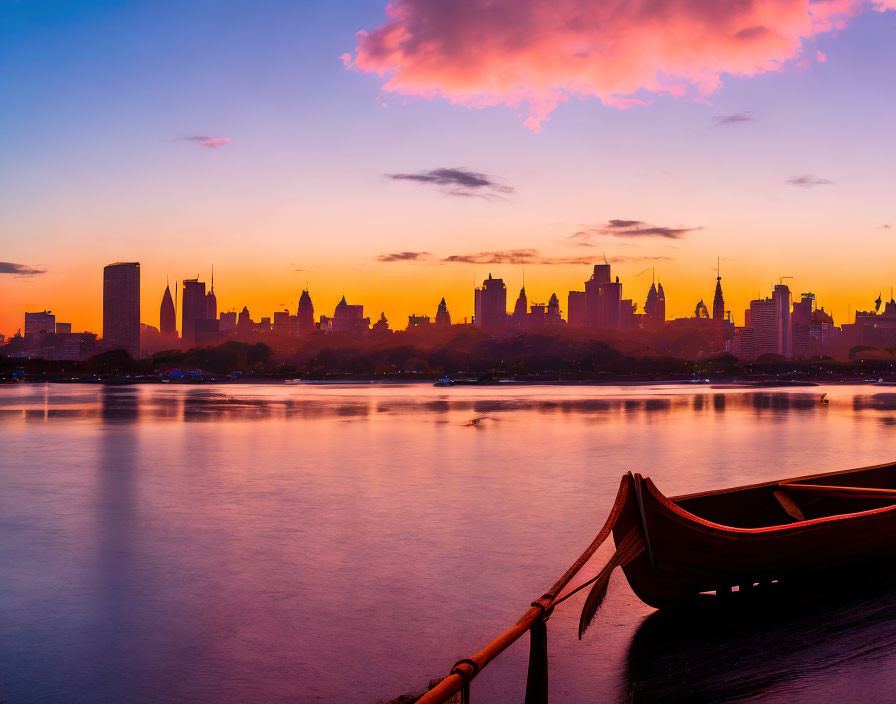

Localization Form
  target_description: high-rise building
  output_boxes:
[322,296,370,333]
[474,274,507,333]
[748,298,778,358]
[160,284,177,338]
[567,291,586,326]
[103,262,140,357]
[237,307,253,335]
[435,298,451,326]
[512,287,528,329]
[792,293,815,357]
[546,293,562,325]
[205,270,217,321]
[297,290,315,334]
[584,265,622,328]
[528,303,546,327]
[181,279,206,345]
[24,310,56,336]
[713,271,725,321]
[644,281,666,327]
[273,310,291,336]
[773,284,792,358]
[219,311,237,333]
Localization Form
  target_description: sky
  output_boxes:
[1,0,895,336]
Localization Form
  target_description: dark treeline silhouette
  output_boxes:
[4,326,896,381]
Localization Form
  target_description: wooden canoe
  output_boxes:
[608,461,896,610]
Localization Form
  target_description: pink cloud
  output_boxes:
[348,0,883,131]
[817,50,828,62]
[188,135,231,148]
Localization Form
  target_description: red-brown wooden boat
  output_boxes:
[607,461,896,612]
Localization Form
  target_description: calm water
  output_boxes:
[3,383,896,703]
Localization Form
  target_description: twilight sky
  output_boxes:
[1,0,894,336]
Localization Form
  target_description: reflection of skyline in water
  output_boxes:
[3,383,896,702]
[0,384,876,424]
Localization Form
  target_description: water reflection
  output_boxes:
[623,581,896,703]
[0,387,843,424]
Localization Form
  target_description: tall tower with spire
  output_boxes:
[712,259,725,322]
[205,267,217,320]
[160,281,177,338]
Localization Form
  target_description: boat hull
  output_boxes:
[613,469,896,609]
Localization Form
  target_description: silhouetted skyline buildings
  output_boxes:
[102,262,140,358]
[17,257,896,364]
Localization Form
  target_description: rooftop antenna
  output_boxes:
[211,265,214,293]
[716,257,721,280]
[603,251,608,265]
[779,276,793,285]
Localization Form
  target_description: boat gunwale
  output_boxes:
[644,459,896,536]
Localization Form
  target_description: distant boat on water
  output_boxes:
[433,376,454,387]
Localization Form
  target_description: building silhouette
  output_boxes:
[435,298,451,326]
[24,310,55,336]
[237,306,253,336]
[297,290,315,334]
[160,284,176,338]
[407,314,431,329]
[584,264,622,328]
[791,293,815,357]
[475,274,507,332]
[713,270,725,321]
[205,270,217,321]
[773,284,792,358]
[273,309,291,336]
[546,293,562,325]
[511,286,528,329]
[219,310,237,334]
[320,296,370,333]
[567,291,586,326]
[103,262,140,357]
[181,279,205,344]
[644,281,666,328]
[695,300,709,319]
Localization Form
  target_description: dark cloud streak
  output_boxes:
[570,220,699,245]
[386,168,513,198]
[787,175,833,188]
[0,262,46,276]
[376,251,431,262]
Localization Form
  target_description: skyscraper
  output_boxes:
[435,297,451,326]
[475,274,507,332]
[773,283,792,358]
[584,264,620,328]
[181,278,206,344]
[567,291,586,326]
[103,262,140,357]
[792,293,815,357]
[712,270,725,321]
[24,310,55,336]
[160,284,176,338]
[297,290,315,334]
[748,297,778,358]
[512,286,528,329]
[205,269,217,321]
[546,293,562,325]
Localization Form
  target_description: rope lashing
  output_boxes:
[416,474,637,704]
[578,528,646,639]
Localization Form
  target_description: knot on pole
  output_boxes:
[450,658,479,682]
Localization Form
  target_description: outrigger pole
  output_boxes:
[416,474,643,704]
